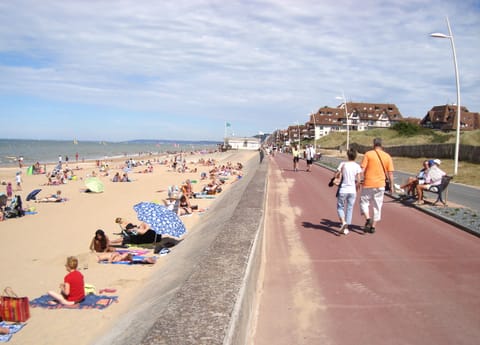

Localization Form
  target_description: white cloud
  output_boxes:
[0,0,478,140]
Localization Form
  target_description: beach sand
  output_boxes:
[0,149,257,345]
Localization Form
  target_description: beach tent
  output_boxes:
[85,177,104,193]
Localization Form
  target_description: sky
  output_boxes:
[0,0,479,142]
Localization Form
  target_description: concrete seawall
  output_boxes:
[95,152,268,345]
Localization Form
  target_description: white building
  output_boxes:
[226,137,261,150]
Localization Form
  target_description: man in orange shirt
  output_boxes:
[360,138,394,233]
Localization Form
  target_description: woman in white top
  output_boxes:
[335,148,363,235]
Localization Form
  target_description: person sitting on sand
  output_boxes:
[89,229,115,252]
[181,179,194,199]
[178,194,204,216]
[96,252,156,264]
[35,190,65,203]
[48,256,85,305]
[112,172,121,182]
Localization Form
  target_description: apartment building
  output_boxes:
[307,102,403,140]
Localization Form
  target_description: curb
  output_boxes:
[390,194,480,238]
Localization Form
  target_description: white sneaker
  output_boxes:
[340,223,349,235]
[343,228,349,235]
[394,184,404,194]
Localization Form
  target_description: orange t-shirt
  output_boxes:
[361,149,394,188]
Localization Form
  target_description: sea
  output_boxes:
[0,139,221,168]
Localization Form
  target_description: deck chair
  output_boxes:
[429,175,452,206]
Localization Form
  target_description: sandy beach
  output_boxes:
[0,149,257,345]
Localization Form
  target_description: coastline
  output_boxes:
[0,149,257,345]
[0,138,220,168]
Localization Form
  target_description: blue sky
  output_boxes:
[0,0,479,141]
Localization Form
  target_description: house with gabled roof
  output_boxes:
[306,102,404,140]
[420,105,480,131]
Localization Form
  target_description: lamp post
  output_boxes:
[336,93,349,151]
[296,121,300,144]
[430,16,461,175]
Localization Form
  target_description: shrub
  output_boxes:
[392,122,421,136]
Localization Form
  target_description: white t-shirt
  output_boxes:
[337,161,362,194]
[306,147,316,160]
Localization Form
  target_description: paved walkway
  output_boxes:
[252,153,480,345]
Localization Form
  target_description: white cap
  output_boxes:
[433,159,441,165]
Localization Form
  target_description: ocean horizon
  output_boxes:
[0,138,221,168]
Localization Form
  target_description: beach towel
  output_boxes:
[99,255,157,265]
[0,321,26,343]
[29,294,118,310]
[193,194,216,199]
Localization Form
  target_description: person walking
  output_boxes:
[360,138,394,234]
[292,145,300,172]
[336,148,362,234]
[305,144,316,172]
[15,172,22,191]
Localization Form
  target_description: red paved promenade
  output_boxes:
[252,153,480,345]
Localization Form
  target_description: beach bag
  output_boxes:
[328,169,342,187]
[0,287,30,322]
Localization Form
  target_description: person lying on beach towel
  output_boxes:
[35,190,67,202]
[48,256,85,306]
[97,252,156,264]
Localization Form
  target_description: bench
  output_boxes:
[424,175,453,206]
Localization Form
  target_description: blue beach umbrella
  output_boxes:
[133,202,186,238]
[26,189,42,201]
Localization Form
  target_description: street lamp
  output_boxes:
[430,16,461,175]
[295,121,300,144]
[311,111,317,149]
[336,93,349,151]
